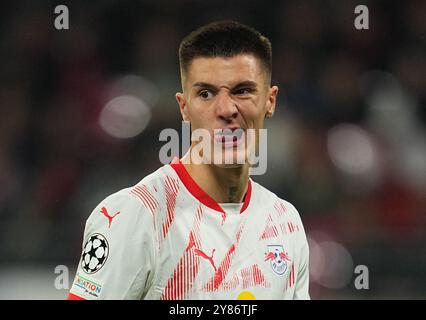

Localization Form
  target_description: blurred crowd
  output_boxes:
[0,0,425,298]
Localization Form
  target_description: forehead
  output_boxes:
[185,54,265,86]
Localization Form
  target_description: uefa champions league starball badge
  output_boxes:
[81,233,109,274]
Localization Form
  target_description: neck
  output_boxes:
[181,152,249,203]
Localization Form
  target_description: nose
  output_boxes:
[215,91,238,122]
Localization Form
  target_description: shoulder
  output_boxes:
[250,179,301,217]
[85,187,147,235]
[85,163,175,230]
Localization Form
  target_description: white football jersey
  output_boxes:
[68,158,310,300]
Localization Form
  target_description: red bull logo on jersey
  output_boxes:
[265,245,291,275]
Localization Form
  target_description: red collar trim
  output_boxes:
[170,157,252,214]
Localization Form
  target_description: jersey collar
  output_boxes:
[170,157,252,215]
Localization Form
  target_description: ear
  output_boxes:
[265,85,278,118]
[176,92,190,122]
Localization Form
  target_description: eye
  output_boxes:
[199,90,214,100]
[234,88,252,95]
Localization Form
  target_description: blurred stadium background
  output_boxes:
[0,0,425,299]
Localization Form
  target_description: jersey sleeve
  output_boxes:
[293,237,310,300]
[292,204,310,300]
[67,189,156,300]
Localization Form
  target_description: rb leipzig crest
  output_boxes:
[264,245,291,276]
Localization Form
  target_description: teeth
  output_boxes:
[218,129,244,136]
[216,128,244,143]
[234,129,243,138]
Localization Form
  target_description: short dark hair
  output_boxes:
[179,20,272,82]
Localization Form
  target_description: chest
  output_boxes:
[150,204,300,299]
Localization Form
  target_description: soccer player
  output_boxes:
[67,20,310,300]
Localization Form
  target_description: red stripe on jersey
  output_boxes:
[161,249,200,300]
[260,214,279,240]
[130,185,159,216]
[140,185,160,211]
[255,264,268,287]
[169,157,252,216]
[161,206,204,300]
[67,293,85,300]
[137,185,158,211]
[288,263,296,288]
[287,222,295,233]
[161,176,180,239]
[241,264,270,289]
[241,267,249,289]
[260,225,279,239]
[202,216,249,292]
[235,224,244,242]
[203,244,236,292]
[192,206,204,246]
[274,201,287,218]
[222,272,239,291]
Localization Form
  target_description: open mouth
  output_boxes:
[214,128,245,147]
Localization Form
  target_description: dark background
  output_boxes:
[0,0,425,299]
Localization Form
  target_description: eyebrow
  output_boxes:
[192,82,218,91]
[192,81,258,91]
